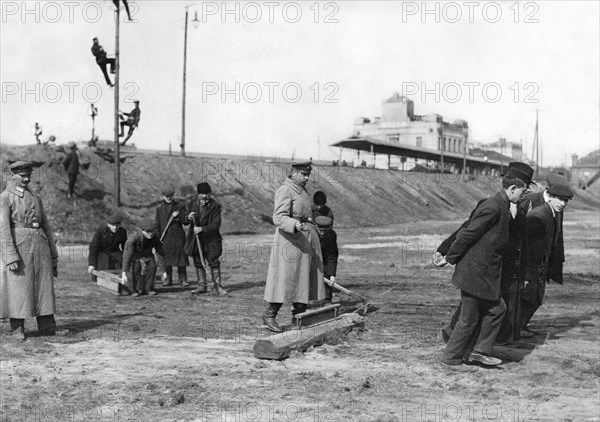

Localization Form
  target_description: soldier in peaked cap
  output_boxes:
[184,182,227,295]
[88,213,127,282]
[436,161,535,346]
[314,216,338,303]
[1,161,59,340]
[121,219,165,296]
[262,161,326,332]
[520,180,573,335]
[155,187,189,287]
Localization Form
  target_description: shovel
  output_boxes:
[324,277,369,305]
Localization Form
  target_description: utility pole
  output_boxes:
[113,4,121,206]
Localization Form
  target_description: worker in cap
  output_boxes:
[262,160,326,332]
[1,161,59,340]
[62,142,80,199]
[91,37,115,87]
[121,219,165,296]
[311,191,334,223]
[88,213,127,282]
[184,182,228,295]
[521,178,574,335]
[155,187,189,287]
[314,216,338,304]
[119,100,141,146]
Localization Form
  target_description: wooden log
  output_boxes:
[92,269,131,296]
[253,313,364,360]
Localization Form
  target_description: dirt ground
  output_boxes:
[1,210,599,422]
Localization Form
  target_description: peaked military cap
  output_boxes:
[314,216,333,228]
[291,161,312,173]
[9,161,34,173]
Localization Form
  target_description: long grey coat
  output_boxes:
[264,177,325,304]
[0,181,58,318]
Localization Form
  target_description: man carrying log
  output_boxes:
[88,213,127,282]
[0,161,59,340]
[262,161,326,332]
[155,187,188,287]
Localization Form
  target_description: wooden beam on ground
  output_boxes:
[253,313,364,360]
[92,269,131,296]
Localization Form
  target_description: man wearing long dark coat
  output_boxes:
[156,188,188,286]
[262,162,326,332]
[0,161,59,340]
[87,213,127,282]
[521,183,573,331]
[184,182,227,295]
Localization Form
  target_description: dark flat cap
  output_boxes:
[140,219,157,231]
[106,214,123,225]
[314,216,333,228]
[313,191,327,206]
[291,161,312,173]
[197,182,211,194]
[503,162,535,186]
[161,187,175,196]
[548,184,574,200]
[9,161,34,173]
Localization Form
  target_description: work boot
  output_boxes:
[262,303,283,332]
[191,267,208,294]
[178,266,189,287]
[324,285,333,304]
[211,267,228,296]
[9,318,25,341]
[163,266,173,286]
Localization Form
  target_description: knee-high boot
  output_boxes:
[262,303,283,332]
[211,267,228,296]
[191,267,207,294]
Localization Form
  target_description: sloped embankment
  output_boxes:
[1,144,598,243]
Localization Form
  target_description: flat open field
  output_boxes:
[1,210,598,422]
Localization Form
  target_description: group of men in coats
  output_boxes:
[434,162,573,372]
[87,182,227,298]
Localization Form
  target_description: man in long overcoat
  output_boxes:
[440,172,528,371]
[0,161,59,340]
[436,162,535,344]
[87,213,127,282]
[262,162,326,332]
[156,188,188,286]
[184,182,227,295]
[521,183,573,331]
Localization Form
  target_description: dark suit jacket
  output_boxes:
[184,198,222,256]
[521,190,564,284]
[88,223,127,268]
[524,203,558,283]
[122,230,165,272]
[445,191,511,301]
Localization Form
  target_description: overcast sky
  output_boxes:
[1,1,598,165]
